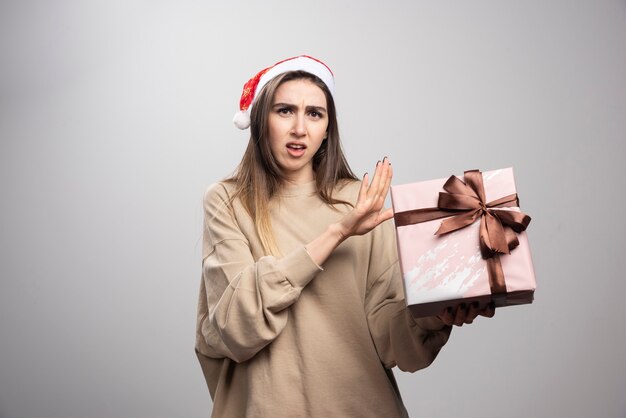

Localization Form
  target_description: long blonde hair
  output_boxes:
[225,71,357,255]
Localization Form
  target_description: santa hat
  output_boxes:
[233,55,335,130]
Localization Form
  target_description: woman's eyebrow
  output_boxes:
[272,102,296,109]
[306,105,327,113]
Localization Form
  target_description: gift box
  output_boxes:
[390,168,536,318]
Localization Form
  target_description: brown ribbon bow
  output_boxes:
[394,170,531,294]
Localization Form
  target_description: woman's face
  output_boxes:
[267,78,329,184]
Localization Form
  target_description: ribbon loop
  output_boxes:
[462,170,487,203]
[490,209,531,233]
[442,175,480,199]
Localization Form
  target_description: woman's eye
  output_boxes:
[278,108,292,115]
[309,111,323,119]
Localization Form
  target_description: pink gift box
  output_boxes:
[390,168,537,318]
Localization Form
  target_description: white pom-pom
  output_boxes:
[233,110,251,129]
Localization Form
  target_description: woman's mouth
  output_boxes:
[286,142,307,157]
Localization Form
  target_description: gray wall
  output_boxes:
[1,1,625,417]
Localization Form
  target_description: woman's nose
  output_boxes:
[292,113,306,137]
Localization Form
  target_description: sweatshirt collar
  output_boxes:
[278,180,317,197]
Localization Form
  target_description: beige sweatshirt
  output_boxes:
[195,179,452,418]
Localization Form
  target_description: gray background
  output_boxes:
[1,1,625,417]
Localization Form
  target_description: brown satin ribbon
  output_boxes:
[394,170,531,294]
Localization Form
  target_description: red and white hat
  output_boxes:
[232,55,335,130]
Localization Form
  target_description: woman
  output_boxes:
[196,55,493,417]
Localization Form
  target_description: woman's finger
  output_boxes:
[479,302,496,318]
[367,159,385,200]
[437,307,454,326]
[356,172,369,206]
[378,159,393,205]
[378,207,394,224]
[370,158,391,207]
[453,304,467,327]
[465,302,480,324]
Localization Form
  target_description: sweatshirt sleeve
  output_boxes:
[364,220,452,372]
[197,184,323,363]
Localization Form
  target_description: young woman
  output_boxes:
[195,55,493,417]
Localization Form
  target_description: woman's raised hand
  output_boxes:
[336,157,394,240]
[305,157,394,266]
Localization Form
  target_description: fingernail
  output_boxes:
[363,172,368,179]
[383,156,388,162]
[376,160,381,167]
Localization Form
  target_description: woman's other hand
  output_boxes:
[437,302,496,327]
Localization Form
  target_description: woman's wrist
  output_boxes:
[328,222,349,245]
[305,222,348,266]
